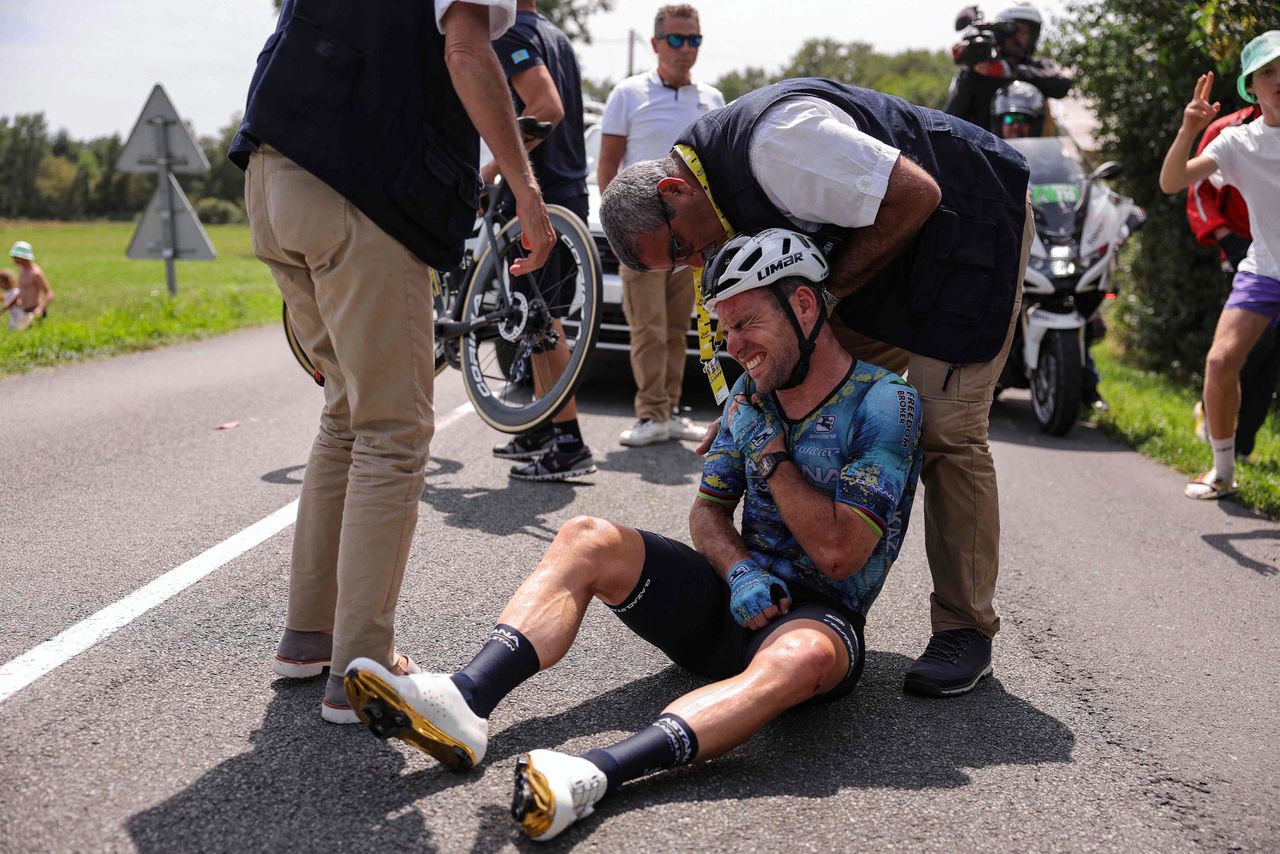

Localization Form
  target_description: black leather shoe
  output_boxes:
[903,628,992,697]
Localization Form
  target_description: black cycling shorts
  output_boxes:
[608,530,866,701]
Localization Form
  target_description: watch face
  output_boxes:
[759,455,776,478]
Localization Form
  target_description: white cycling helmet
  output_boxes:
[702,228,832,390]
[701,228,829,312]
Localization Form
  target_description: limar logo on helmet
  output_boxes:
[757,253,804,280]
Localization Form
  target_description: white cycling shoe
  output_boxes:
[511,749,608,841]
[343,658,488,770]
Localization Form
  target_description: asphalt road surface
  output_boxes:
[2,325,1277,852]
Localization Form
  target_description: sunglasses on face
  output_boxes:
[660,33,703,48]
[1002,113,1032,125]
[659,198,693,269]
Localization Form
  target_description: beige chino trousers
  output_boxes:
[621,265,696,422]
[245,149,435,674]
[834,203,1032,637]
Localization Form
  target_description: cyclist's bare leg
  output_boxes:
[494,516,645,667]
[531,319,579,422]
[659,620,848,760]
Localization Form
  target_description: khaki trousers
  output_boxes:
[835,203,1032,637]
[621,265,696,422]
[245,149,435,674]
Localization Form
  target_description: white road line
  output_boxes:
[0,400,476,704]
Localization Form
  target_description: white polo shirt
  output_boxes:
[601,69,725,169]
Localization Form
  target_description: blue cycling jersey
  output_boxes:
[698,361,923,617]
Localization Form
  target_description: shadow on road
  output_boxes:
[126,680,449,852]
[1201,530,1280,576]
[597,443,705,487]
[990,399,1125,453]
[421,455,579,543]
[514,650,1075,846]
[261,463,306,485]
[126,651,1072,852]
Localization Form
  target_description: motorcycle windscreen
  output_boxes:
[1008,137,1088,238]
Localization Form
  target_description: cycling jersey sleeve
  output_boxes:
[747,96,901,231]
[836,377,921,537]
[697,378,750,507]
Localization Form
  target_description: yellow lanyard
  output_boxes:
[673,144,734,404]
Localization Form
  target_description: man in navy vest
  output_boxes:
[228,0,554,724]
[600,77,1032,699]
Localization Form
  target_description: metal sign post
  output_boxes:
[119,84,215,294]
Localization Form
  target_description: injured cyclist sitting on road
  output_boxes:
[340,229,923,841]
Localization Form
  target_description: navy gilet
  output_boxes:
[676,78,1029,364]
[229,0,481,270]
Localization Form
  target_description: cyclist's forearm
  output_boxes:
[444,6,539,199]
[689,500,749,580]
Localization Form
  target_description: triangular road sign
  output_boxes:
[117,84,210,175]
[126,173,217,261]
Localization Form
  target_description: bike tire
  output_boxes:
[459,205,603,434]
[1030,328,1082,436]
[282,302,325,387]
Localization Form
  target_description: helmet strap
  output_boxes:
[770,285,827,391]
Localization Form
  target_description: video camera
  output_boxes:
[952,5,1019,66]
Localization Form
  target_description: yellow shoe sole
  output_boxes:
[512,753,556,839]
[343,667,476,770]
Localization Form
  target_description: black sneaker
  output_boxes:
[493,429,555,461]
[509,446,597,482]
[903,628,992,697]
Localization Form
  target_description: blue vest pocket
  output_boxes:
[255,16,363,129]
[390,129,482,253]
[909,205,995,324]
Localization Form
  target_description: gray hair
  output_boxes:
[600,157,679,272]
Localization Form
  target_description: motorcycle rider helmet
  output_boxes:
[702,228,831,390]
[995,4,1042,57]
[992,80,1046,136]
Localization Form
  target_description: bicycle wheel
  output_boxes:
[460,205,602,433]
[430,267,454,376]
[282,302,325,387]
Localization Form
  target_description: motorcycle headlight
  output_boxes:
[1049,244,1076,277]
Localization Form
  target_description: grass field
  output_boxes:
[1092,339,1280,519]
[0,220,278,376]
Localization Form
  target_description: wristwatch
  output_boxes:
[756,451,791,481]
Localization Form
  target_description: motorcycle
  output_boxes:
[997,136,1143,436]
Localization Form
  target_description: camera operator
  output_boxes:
[944,4,1072,134]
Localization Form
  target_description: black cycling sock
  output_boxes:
[580,713,699,796]
[449,624,540,719]
[552,418,584,452]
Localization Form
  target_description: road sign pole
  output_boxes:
[152,118,178,295]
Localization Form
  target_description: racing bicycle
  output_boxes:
[284,119,603,434]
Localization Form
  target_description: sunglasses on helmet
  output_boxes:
[660,33,703,48]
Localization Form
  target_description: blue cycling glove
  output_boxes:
[726,559,790,627]
[728,392,781,464]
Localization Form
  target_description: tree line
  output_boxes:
[0,113,246,224]
[0,37,953,225]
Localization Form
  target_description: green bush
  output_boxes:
[194,197,245,225]
[1052,0,1274,383]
